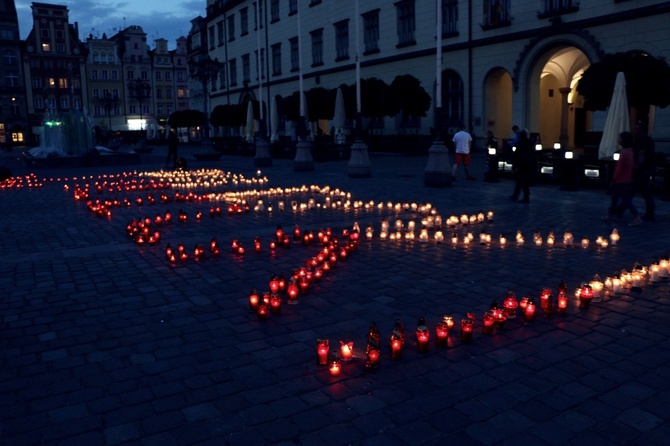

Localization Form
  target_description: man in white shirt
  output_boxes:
[452,124,475,180]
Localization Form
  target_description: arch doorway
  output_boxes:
[530,46,590,149]
[483,68,513,146]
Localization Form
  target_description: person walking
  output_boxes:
[509,130,534,203]
[632,123,656,221]
[452,124,475,181]
[165,129,179,169]
[604,131,642,226]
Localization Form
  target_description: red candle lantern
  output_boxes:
[329,354,342,376]
[523,298,536,322]
[416,317,430,351]
[390,319,404,360]
[269,276,280,294]
[254,237,262,252]
[282,235,291,248]
[503,291,518,318]
[237,245,245,255]
[287,280,300,304]
[460,319,474,343]
[231,239,240,253]
[257,301,269,320]
[210,238,220,256]
[165,244,176,262]
[248,289,260,311]
[558,279,567,295]
[293,225,301,241]
[518,296,529,311]
[329,252,338,266]
[277,274,287,291]
[194,245,205,260]
[195,210,203,221]
[435,319,449,348]
[298,277,310,295]
[577,284,594,309]
[466,312,476,328]
[313,268,323,281]
[339,248,348,262]
[540,288,553,316]
[303,233,311,246]
[269,240,277,250]
[269,294,282,314]
[275,225,284,243]
[366,341,381,368]
[164,211,172,223]
[482,313,495,335]
[557,291,568,315]
[490,306,507,329]
[340,341,354,361]
[316,339,329,365]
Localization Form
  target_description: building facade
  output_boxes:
[0,0,28,148]
[85,34,125,136]
[21,2,87,147]
[199,0,670,151]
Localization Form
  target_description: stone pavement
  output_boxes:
[1,145,669,445]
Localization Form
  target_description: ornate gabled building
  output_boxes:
[197,0,670,152]
[21,2,87,146]
[0,0,28,148]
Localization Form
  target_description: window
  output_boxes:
[289,0,297,15]
[142,105,149,114]
[93,89,100,99]
[156,88,162,98]
[443,0,458,35]
[129,105,137,114]
[157,105,164,115]
[218,64,226,89]
[165,72,171,81]
[396,0,415,47]
[241,8,249,35]
[141,71,148,80]
[310,29,323,66]
[255,49,265,79]
[3,51,17,65]
[289,37,299,71]
[56,43,65,53]
[227,15,236,41]
[30,59,40,69]
[48,77,56,88]
[34,97,44,109]
[156,71,162,80]
[58,78,67,88]
[93,53,100,63]
[242,54,250,83]
[101,70,108,80]
[94,105,102,116]
[42,43,51,52]
[178,88,186,98]
[539,0,579,17]
[442,70,464,127]
[40,28,49,38]
[166,88,172,98]
[334,20,349,61]
[217,21,224,46]
[111,70,118,80]
[127,71,134,79]
[483,0,510,28]
[167,104,173,114]
[61,97,69,109]
[55,30,64,39]
[229,58,237,86]
[113,89,119,98]
[271,43,282,75]
[208,26,215,49]
[91,69,99,79]
[271,0,280,22]
[177,71,183,81]
[32,77,42,88]
[43,60,53,68]
[5,73,18,87]
[363,10,380,54]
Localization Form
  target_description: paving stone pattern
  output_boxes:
[1,148,670,445]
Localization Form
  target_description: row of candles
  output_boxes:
[247,227,360,318]
[140,168,268,189]
[0,173,44,189]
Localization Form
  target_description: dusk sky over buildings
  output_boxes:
[15,0,200,48]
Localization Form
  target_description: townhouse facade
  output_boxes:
[0,0,28,148]
[197,0,670,151]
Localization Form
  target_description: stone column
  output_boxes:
[559,87,571,149]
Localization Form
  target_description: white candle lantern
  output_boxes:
[610,229,620,245]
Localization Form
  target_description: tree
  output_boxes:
[306,87,334,121]
[389,75,432,118]
[168,110,206,128]
[577,50,670,128]
[360,77,393,119]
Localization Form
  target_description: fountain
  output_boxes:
[28,109,93,158]
[23,109,139,168]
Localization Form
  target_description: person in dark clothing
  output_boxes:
[632,123,656,221]
[165,130,179,169]
[509,130,534,203]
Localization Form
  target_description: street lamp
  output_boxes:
[188,55,223,142]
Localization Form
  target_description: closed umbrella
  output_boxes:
[333,87,346,145]
[245,101,254,143]
[598,72,630,159]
